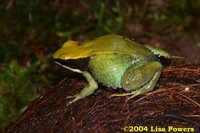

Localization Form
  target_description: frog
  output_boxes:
[53,35,171,105]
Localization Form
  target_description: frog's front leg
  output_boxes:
[111,61,162,101]
[67,72,98,105]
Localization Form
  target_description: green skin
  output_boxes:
[53,35,171,105]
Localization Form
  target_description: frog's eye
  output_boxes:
[77,41,85,46]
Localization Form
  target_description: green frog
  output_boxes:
[53,35,171,105]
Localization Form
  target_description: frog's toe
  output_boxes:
[66,95,81,106]
[66,99,76,106]
[66,94,77,99]
[66,94,79,106]
[109,92,135,98]
[109,91,140,102]
[126,91,142,102]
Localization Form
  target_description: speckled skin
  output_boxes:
[89,54,133,89]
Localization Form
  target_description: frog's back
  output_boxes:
[53,35,154,60]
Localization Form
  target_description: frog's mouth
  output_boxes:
[54,58,90,72]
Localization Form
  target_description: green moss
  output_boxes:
[0,60,48,127]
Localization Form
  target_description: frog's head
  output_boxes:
[53,40,91,71]
[145,45,171,65]
[53,40,80,60]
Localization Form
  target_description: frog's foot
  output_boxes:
[126,90,144,102]
[66,94,82,106]
[66,72,98,106]
[66,94,81,105]
[66,85,98,106]
[110,91,140,102]
[110,92,136,97]
[66,94,77,99]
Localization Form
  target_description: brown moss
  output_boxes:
[7,64,200,133]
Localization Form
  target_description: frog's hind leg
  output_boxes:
[110,61,162,101]
[125,67,161,101]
